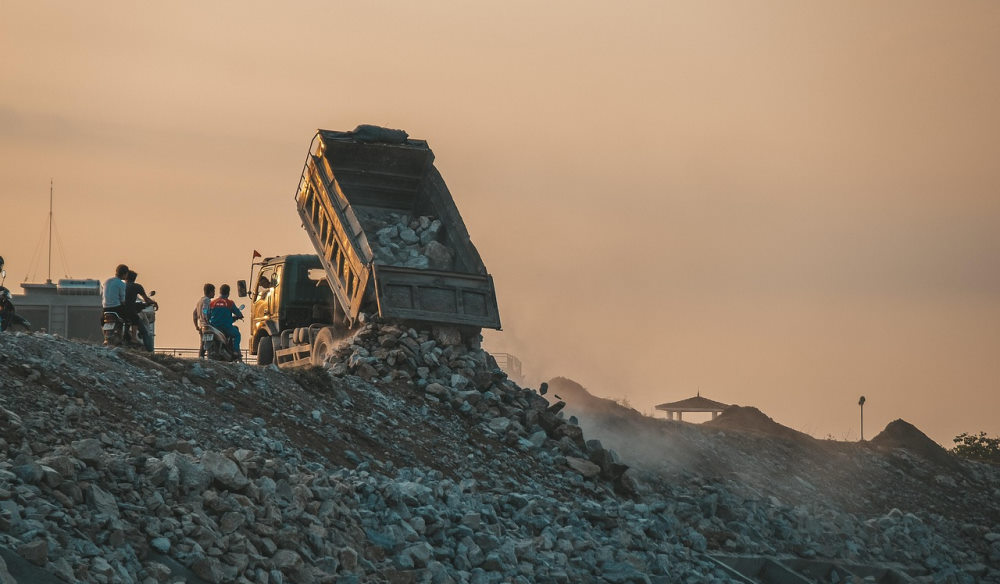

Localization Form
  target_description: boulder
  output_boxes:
[565,457,602,478]
[202,451,249,491]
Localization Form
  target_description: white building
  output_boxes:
[13,279,103,343]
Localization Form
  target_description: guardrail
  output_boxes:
[154,347,257,365]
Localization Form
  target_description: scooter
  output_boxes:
[102,292,157,348]
[201,305,245,362]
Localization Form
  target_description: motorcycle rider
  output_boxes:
[0,287,28,332]
[123,270,156,352]
[209,284,243,359]
[0,257,30,332]
[101,264,129,319]
[193,283,215,358]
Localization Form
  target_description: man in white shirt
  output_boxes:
[102,264,129,316]
[193,283,215,358]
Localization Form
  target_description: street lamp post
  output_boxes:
[858,395,866,441]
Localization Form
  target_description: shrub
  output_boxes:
[951,431,1000,464]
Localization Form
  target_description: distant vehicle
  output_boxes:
[239,125,501,368]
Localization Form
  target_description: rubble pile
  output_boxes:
[357,211,455,271]
[326,322,638,496]
[0,330,998,583]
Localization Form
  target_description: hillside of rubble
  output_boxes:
[0,329,998,584]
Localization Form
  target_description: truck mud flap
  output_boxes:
[372,265,501,329]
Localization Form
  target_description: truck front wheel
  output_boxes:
[311,327,336,367]
[257,336,274,366]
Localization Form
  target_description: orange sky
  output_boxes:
[2,1,998,446]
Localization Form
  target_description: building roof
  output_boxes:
[655,394,729,412]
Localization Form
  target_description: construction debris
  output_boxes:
[0,331,997,583]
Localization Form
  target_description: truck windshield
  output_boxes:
[287,260,335,324]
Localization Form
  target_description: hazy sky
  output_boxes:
[2,1,998,446]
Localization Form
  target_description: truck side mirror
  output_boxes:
[237,280,248,297]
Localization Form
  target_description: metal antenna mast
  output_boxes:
[47,179,54,284]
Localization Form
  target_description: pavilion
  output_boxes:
[655,392,729,421]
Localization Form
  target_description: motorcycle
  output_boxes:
[0,289,31,333]
[0,269,31,333]
[201,304,245,362]
[102,292,157,348]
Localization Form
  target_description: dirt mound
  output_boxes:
[871,418,960,470]
[705,405,814,442]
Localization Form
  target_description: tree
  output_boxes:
[951,432,1000,464]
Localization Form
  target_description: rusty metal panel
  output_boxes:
[372,265,501,329]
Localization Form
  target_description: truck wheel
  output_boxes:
[257,336,274,366]
[311,327,336,367]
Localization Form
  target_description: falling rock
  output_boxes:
[565,456,602,478]
[202,451,249,490]
[432,326,462,347]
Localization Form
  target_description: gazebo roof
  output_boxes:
[655,394,729,412]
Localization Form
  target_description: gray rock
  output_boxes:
[488,417,512,434]
[565,457,601,478]
[17,538,48,566]
[86,483,120,519]
[432,326,462,347]
[272,549,303,570]
[399,227,419,244]
[202,451,249,490]
[420,220,442,245]
[13,462,44,484]
[425,240,454,270]
[71,437,105,465]
[191,556,227,583]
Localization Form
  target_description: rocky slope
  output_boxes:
[0,330,997,583]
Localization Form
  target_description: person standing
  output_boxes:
[209,284,244,359]
[123,270,156,352]
[193,283,215,358]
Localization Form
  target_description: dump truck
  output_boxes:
[238,125,501,368]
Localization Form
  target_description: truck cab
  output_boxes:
[241,254,337,365]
